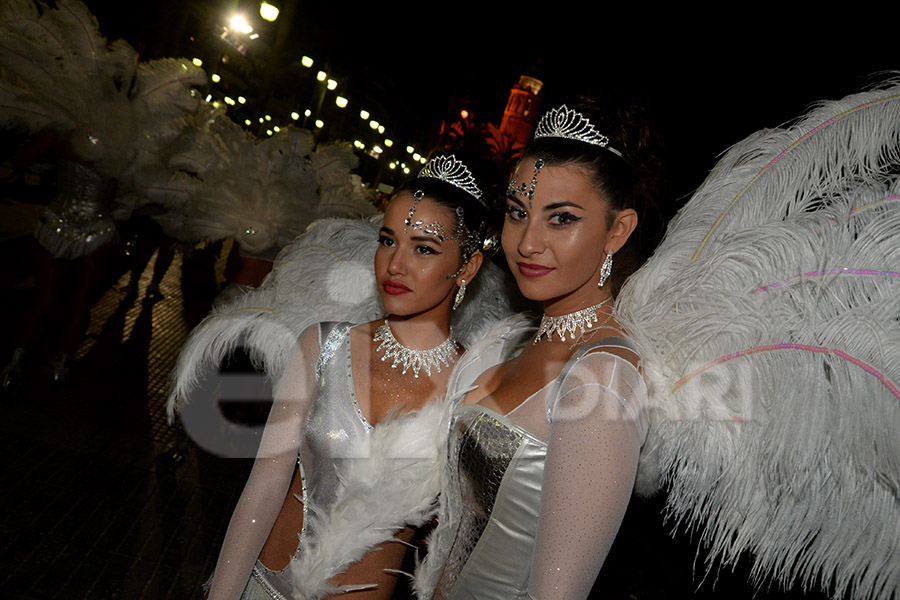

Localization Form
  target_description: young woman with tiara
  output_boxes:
[417,79,900,600]
[415,99,665,600]
[169,152,516,600]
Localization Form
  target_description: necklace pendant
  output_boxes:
[374,321,458,379]
[535,298,612,344]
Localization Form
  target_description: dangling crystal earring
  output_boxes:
[598,251,613,288]
[452,279,467,310]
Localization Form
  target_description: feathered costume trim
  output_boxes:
[0,0,206,179]
[412,316,534,600]
[289,397,450,599]
[168,217,517,420]
[617,79,900,599]
[131,114,377,255]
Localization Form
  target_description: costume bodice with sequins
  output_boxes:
[250,322,446,600]
[420,332,649,600]
[34,160,117,259]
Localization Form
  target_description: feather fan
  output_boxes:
[617,79,900,600]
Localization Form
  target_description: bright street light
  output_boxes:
[369,120,379,130]
[229,15,253,34]
[359,110,370,120]
[211,73,221,83]
[192,58,203,67]
[291,112,300,120]
[259,2,279,21]
[301,56,313,68]
[326,79,337,91]
[316,71,326,82]
[335,96,348,108]
[406,146,414,154]
[384,139,393,147]
[315,120,324,128]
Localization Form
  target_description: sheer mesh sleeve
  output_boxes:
[526,350,648,600]
[206,326,320,600]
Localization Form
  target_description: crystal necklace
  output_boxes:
[374,320,459,378]
[534,297,613,344]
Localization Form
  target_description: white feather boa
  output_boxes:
[290,397,451,599]
[412,316,534,600]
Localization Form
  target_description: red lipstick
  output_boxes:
[382,280,411,295]
[516,262,554,278]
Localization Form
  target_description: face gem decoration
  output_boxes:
[507,158,545,209]
[404,190,452,241]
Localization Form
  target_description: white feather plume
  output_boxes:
[0,0,205,179]
[617,79,900,599]
[134,115,378,254]
[290,398,450,599]
[167,217,517,420]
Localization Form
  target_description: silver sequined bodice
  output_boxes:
[34,160,117,259]
[251,322,373,599]
[432,405,547,600]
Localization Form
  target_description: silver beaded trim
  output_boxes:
[315,324,350,382]
[373,320,458,378]
[534,298,613,344]
[534,105,623,157]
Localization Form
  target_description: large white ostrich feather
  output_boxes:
[0,0,205,179]
[168,217,517,420]
[617,79,900,599]
[135,116,377,254]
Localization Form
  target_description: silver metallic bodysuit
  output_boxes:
[34,160,117,259]
[207,322,448,600]
[418,327,649,600]
[250,322,373,599]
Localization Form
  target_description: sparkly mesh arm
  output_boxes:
[206,326,320,600]
[526,351,648,600]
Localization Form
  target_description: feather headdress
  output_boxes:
[133,112,377,255]
[0,0,205,178]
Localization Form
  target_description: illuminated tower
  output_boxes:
[499,75,544,149]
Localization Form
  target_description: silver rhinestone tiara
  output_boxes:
[534,105,623,157]
[418,154,483,199]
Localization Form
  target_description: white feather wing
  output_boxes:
[618,80,900,599]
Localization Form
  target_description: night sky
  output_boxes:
[83,0,897,205]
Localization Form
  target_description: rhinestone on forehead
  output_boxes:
[507,157,545,209]
[404,190,451,241]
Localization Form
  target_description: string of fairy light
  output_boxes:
[189,3,428,176]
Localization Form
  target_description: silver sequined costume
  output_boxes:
[207,322,449,600]
[33,160,117,259]
[416,322,649,600]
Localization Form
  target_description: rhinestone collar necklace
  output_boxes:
[534,297,613,344]
[374,320,459,378]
